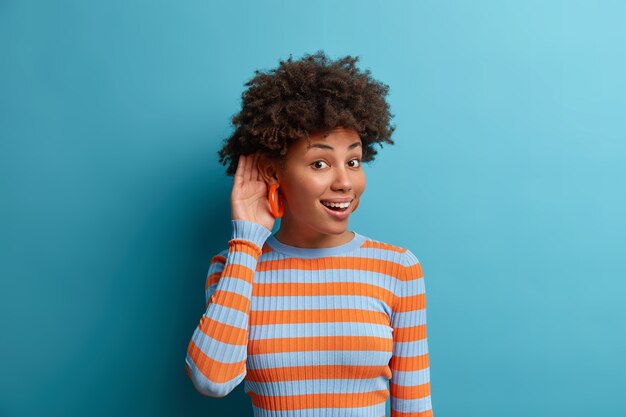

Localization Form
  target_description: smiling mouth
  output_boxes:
[320,200,352,212]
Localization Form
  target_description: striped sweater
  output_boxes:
[185,220,434,417]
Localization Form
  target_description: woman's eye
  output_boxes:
[311,159,362,170]
[312,160,328,169]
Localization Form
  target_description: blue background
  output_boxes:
[2,1,625,416]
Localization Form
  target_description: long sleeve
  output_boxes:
[185,219,271,398]
[389,249,434,417]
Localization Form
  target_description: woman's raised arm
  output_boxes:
[185,220,270,397]
[185,153,275,397]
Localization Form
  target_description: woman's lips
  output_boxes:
[320,200,352,220]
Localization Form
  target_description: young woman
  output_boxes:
[185,51,434,417]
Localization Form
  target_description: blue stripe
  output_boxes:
[203,304,249,328]
[391,309,427,327]
[245,377,389,395]
[191,327,247,363]
[247,350,393,369]
[391,368,431,384]
[392,339,430,355]
[221,249,260,271]
[250,321,391,337]
[250,402,386,417]
[186,355,245,396]
[254,269,400,288]
[391,396,433,413]
[395,276,425,295]
[250,294,392,312]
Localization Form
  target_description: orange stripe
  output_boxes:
[405,262,424,280]
[252,281,395,305]
[186,339,245,383]
[212,254,227,264]
[249,308,390,326]
[394,324,427,342]
[389,353,430,372]
[258,256,407,279]
[206,264,251,291]
[184,363,221,398]
[222,262,256,284]
[204,271,222,291]
[206,270,221,290]
[197,314,247,345]
[229,238,264,256]
[205,256,226,289]
[361,240,406,253]
[395,293,426,312]
[393,409,433,417]
[249,389,388,410]
[208,287,251,313]
[390,381,431,399]
[248,334,392,355]
[247,363,392,382]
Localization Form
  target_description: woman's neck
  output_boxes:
[273,225,355,249]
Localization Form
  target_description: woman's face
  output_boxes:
[262,126,366,245]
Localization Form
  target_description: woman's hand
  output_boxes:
[231,153,276,232]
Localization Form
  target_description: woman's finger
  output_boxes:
[255,154,262,182]
[251,153,260,181]
[246,153,256,183]
[234,154,244,185]
[244,153,252,182]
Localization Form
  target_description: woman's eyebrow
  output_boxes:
[306,141,362,151]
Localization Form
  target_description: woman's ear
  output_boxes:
[257,154,280,185]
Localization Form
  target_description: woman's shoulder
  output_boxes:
[361,235,415,259]
[356,232,421,267]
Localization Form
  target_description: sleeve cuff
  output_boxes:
[231,219,272,250]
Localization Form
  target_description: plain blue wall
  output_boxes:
[1,1,625,416]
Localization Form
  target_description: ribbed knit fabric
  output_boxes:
[185,219,433,417]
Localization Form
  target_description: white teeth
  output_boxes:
[322,201,350,208]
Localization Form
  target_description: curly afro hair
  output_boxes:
[217,50,396,177]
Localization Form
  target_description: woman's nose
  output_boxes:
[331,167,352,191]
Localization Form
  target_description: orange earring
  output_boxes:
[268,183,285,218]
[352,199,359,213]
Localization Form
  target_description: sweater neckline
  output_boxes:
[266,231,365,258]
